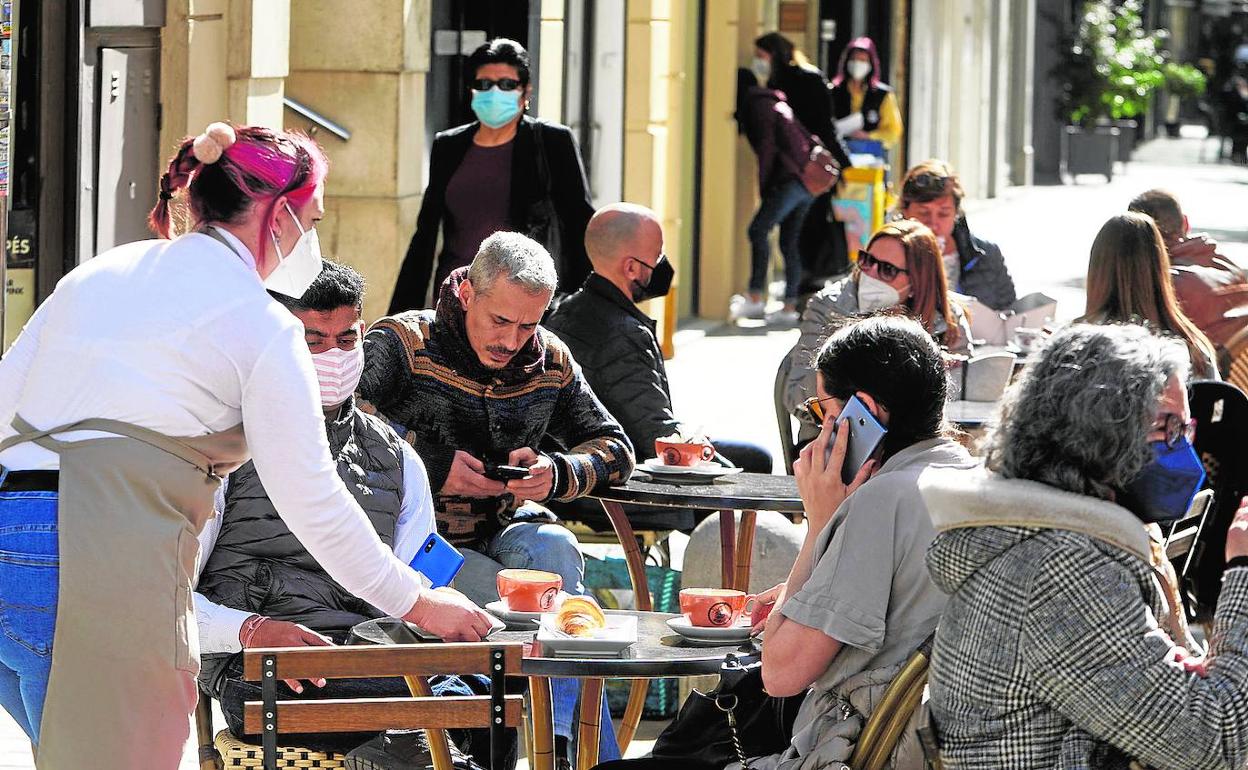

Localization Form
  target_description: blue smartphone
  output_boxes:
[825,395,888,484]
[408,533,465,588]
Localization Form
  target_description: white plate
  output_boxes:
[485,601,543,629]
[536,614,638,656]
[640,459,745,479]
[666,615,754,642]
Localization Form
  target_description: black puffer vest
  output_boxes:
[830,83,891,131]
[197,398,406,635]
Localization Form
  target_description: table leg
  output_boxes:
[601,500,652,611]
[404,675,454,770]
[529,676,555,770]
[734,510,758,592]
[719,509,736,589]
[617,680,649,753]
[576,678,604,770]
[600,500,651,753]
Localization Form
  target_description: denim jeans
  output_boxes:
[0,491,59,746]
[454,521,621,762]
[747,178,815,300]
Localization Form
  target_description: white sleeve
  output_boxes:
[194,478,255,654]
[238,326,423,619]
[0,295,53,436]
[392,440,436,565]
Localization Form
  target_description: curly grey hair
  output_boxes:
[467,231,558,298]
[985,323,1190,501]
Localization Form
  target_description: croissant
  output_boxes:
[556,596,606,636]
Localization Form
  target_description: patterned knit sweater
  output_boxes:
[359,268,635,546]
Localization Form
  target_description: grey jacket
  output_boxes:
[922,467,1248,770]
[782,276,974,416]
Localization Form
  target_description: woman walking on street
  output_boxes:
[389,38,594,312]
[0,122,491,768]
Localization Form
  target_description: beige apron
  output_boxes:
[0,416,248,768]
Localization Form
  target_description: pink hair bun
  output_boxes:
[192,122,238,164]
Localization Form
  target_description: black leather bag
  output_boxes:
[649,651,805,769]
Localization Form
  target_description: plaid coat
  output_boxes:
[919,467,1248,770]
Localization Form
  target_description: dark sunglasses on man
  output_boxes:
[471,78,524,92]
[857,250,909,283]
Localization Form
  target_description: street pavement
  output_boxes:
[0,129,1243,767]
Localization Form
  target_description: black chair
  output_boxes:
[1181,380,1248,622]
[774,349,798,474]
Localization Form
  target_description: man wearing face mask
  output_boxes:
[546,204,774,527]
[195,261,497,770]
[389,37,594,313]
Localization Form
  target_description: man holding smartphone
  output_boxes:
[195,261,496,770]
[361,232,635,765]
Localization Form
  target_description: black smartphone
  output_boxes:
[824,395,888,484]
[484,462,531,481]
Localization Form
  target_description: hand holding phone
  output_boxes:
[409,533,465,588]
[823,395,888,484]
[483,462,531,481]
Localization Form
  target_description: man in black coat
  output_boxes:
[545,204,773,529]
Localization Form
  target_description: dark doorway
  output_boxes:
[425,0,533,149]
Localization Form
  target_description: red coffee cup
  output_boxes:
[496,569,563,612]
[655,438,715,467]
[679,588,756,628]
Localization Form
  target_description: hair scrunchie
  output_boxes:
[191,122,238,165]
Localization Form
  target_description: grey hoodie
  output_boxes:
[922,467,1248,770]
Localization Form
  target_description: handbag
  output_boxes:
[526,120,564,271]
[650,650,805,769]
[801,143,842,197]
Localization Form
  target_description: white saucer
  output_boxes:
[536,614,638,656]
[485,600,542,629]
[640,459,744,479]
[666,615,754,642]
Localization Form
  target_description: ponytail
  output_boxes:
[147,139,200,239]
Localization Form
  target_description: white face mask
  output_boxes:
[751,57,771,80]
[311,343,364,409]
[857,272,902,312]
[264,203,323,298]
[847,59,872,81]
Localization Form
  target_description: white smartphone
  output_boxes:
[824,395,888,484]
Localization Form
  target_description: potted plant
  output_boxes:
[1051,0,1166,179]
[1162,62,1208,137]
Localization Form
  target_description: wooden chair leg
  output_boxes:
[522,692,537,770]
[576,679,604,770]
[735,510,758,591]
[195,696,222,770]
[405,675,455,770]
[601,500,653,611]
[616,679,649,753]
[719,509,737,589]
[529,676,556,770]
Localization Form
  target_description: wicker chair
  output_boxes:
[848,635,935,770]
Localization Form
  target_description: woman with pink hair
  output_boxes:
[0,122,492,767]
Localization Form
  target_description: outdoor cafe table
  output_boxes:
[353,612,759,770]
[588,471,800,752]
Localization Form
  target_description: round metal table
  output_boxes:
[588,471,798,754]
[353,613,757,770]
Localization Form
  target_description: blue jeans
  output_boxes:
[455,521,620,762]
[748,179,814,300]
[0,491,59,746]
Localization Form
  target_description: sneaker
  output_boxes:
[766,308,800,325]
[344,730,485,770]
[729,294,766,320]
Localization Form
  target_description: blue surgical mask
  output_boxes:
[471,88,522,129]
[1120,438,1206,523]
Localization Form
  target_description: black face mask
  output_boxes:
[629,255,675,302]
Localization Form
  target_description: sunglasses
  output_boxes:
[1154,412,1197,449]
[471,77,524,92]
[801,396,838,424]
[858,250,909,282]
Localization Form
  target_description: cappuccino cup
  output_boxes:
[496,568,563,612]
[679,588,756,628]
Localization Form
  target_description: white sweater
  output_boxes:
[0,229,423,619]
